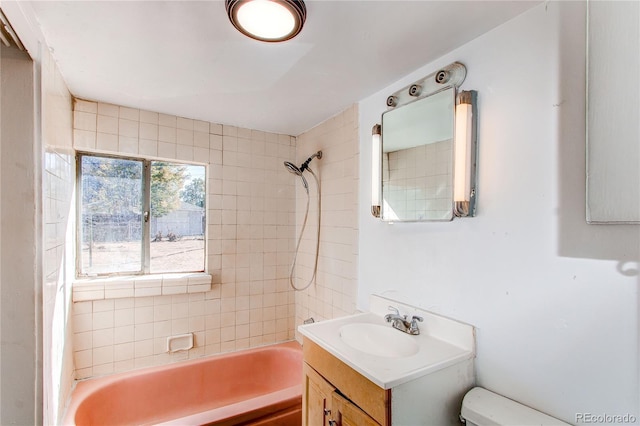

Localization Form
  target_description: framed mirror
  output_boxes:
[372,62,477,222]
[381,88,455,221]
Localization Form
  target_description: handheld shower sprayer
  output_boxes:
[283,161,308,190]
[283,151,322,192]
[283,150,323,291]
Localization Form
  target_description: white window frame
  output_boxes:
[76,152,206,277]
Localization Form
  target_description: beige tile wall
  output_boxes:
[72,99,296,379]
[42,49,75,424]
[293,105,360,329]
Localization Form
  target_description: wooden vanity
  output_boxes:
[303,339,389,425]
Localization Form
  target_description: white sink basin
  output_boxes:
[339,323,419,358]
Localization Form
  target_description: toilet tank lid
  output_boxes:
[460,387,570,426]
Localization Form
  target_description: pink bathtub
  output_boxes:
[63,341,302,426]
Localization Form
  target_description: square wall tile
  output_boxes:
[74,111,96,132]
[75,99,97,113]
[97,115,118,135]
[158,114,177,128]
[118,136,138,154]
[139,110,159,124]
[97,103,119,117]
[96,132,118,152]
[119,106,139,121]
[140,123,158,140]
[74,129,96,150]
[194,120,209,133]
[177,117,194,130]
[139,139,158,157]
[119,119,139,137]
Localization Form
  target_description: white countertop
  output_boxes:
[298,300,475,389]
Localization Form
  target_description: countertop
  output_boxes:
[298,304,474,389]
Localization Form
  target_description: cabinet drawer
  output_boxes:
[303,338,391,425]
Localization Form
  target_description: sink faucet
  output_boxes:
[384,306,423,335]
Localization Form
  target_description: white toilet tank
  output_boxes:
[460,387,570,426]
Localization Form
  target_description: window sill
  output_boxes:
[73,272,212,302]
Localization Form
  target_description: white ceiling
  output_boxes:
[26,0,539,135]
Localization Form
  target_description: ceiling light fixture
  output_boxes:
[225,0,306,42]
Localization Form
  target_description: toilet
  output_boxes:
[460,387,571,425]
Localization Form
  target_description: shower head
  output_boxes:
[284,151,322,192]
[284,161,309,190]
[284,161,302,176]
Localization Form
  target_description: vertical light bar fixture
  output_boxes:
[371,124,382,217]
[453,90,478,217]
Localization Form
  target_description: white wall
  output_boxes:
[0,43,41,425]
[359,2,639,423]
[2,4,78,422]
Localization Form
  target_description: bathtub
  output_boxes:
[63,341,302,426]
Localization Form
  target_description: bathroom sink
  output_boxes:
[339,323,419,358]
[298,301,475,389]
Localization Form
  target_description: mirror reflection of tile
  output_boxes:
[383,140,452,221]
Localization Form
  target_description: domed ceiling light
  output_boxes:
[225,0,306,42]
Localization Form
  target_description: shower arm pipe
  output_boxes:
[289,166,321,291]
[299,151,322,172]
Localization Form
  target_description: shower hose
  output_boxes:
[289,167,321,291]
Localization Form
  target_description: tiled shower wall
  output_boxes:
[42,49,75,424]
[72,99,297,378]
[294,105,360,329]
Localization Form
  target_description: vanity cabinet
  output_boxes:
[303,339,388,426]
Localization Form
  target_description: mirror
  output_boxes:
[381,88,455,221]
[372,62,477,222]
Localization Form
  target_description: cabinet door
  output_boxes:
[586,1,640,223]
[331,391,381,426]
[303,338,391,425]
[303,363,335,426]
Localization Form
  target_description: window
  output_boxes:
[78,153,206,276]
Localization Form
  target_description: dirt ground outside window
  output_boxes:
[81,237,205,274]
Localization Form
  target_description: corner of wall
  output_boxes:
[293,103,360,335]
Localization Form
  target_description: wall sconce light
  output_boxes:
[371,124,381,218]
[225,0,306,42]
[453,90,478,217]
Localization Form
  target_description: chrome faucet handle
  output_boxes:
[408,315,423,335]
[385,306,404,323]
